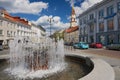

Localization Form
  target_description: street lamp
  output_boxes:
[48,17,54,36]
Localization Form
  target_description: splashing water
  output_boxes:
[6,37,66,79]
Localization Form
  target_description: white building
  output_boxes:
[0,7,46,46]
[31,23,46,43]
[78,0,120,45]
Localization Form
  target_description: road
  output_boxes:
[80,48,120,59]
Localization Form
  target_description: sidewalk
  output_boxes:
[65,49,120,80]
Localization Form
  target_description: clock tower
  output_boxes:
[70,6,77,27]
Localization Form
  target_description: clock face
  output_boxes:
[72,19,74,21]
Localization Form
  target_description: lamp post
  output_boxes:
[48,17,54,36]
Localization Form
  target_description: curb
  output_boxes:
[65,53,115,80]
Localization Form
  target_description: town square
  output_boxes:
[0,0,120,80]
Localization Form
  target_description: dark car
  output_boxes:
[64,42,72,46]
[89,42,103,48]
[106,44,120,51]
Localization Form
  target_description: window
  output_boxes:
[14,32,16,36]
[7,31,10,36]
[117,2,120,11]
[83,27,85,35]
[81,28,83,35]
[83,18,86,24]
[107,6,114,16]
[0,30,3,35]
[85,27,88,34]
[99,9,104,19]
[80,20,82,25]
[90,36,94,43]
[0,20,3,26]
[118,18,120,29]
[107,34,115,44]
[90,23,94,32]
[107,19,114,31]
[99,22,104,32]
[84,27,87,35]
[118,34,120,43]
[11,31,12,37]
[80,28,82,34]
[99,35,105,45]
[89,14,94,20]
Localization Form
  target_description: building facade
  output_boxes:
[0,7,46,46]
[78,0,120,45]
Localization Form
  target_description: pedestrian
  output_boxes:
[70,41,73,50]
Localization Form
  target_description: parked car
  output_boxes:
[64,42,72,46]
[106,44,120,51]
[89,42,103,48]
[73,42,89,49]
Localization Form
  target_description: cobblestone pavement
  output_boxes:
[65,47,120,80]
[68,48,120,59]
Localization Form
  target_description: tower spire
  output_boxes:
[70,3,77,27]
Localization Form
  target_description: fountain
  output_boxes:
[0,37,94,80]
[7,37,66,79]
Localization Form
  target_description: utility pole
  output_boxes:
[48,18,54,36]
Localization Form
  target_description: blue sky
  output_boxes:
[10,0,84,22]
[0,0,102,34]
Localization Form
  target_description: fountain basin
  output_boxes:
[0,55,93,80]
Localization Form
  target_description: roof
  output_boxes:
[71,6,75,15]
[0,8,30,26]
[65,26,79,33]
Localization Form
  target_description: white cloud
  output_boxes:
[66,0,103,17]
[32,15,70,35]
[0,0,48,14]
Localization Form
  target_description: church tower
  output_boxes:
[70,5,77,27]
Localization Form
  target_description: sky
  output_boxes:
[0,0,103,35]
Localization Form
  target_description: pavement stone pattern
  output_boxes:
[65,48,120,80]
[75,48,120,59]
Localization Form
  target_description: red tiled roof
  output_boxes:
[3,10,30,26]
[65,26,78,33]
